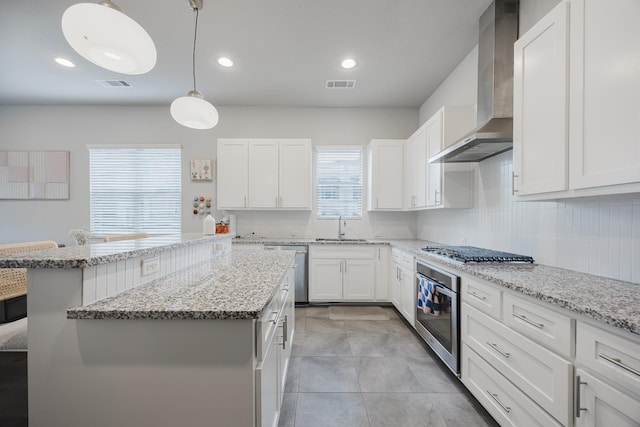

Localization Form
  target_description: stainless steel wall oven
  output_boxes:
[415,261,460,376]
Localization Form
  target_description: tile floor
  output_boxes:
[278,305,498,427]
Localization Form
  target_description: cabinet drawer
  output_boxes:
[311,245,375,259]
[462,344,562,427]
[462,277,501,320]
[462,303,572,426]
[503,292,574,358]
[256,290,284,361]
[391,248,401,263]
[576,321,640,397]
[400,252,414,270]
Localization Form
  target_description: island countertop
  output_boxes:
[67,247,295,320]
[0,233,227,269]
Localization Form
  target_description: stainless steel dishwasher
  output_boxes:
[263,244,308,305]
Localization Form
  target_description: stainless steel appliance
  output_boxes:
[264,244,308,305]
[430,0,519,163]
[421,246,534,264]
[415,261,460,375]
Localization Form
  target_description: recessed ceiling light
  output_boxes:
[217,57,234,67]
[54,57,76,68]
[341,58,357,69]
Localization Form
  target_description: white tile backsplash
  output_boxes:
[417,151,640,283]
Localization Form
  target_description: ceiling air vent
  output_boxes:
[95,80,132,88]
[326,80,356,89]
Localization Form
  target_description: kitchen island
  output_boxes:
[0,234,296,427]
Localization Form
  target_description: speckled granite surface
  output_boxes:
[236,238,640,335]
[387,239,640,335]
[0,234,227,268]
[67,247,295,320]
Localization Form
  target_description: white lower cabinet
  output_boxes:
[462,303,572,426]
[256,265,295,427]
[309,246,376,302]
[390,248,415,326]
[575,369,640,427]
[462,343,562,427]
[574,321,640,426]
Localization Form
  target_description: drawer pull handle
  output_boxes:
[512,313,544,329]
[575,375,588,418]
[598,353,640,377]
[486,391,511,413]
[467,291,487,301]
[486,342,510,359]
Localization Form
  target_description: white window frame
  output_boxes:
[87,144,182,237]
[314,145,363,219]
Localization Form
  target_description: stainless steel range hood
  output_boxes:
[430,0,519,163]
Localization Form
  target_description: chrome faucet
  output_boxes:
[338,215,346,240]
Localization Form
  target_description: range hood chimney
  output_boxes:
[430,0,519,163]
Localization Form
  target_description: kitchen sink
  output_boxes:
[315,238,367,242]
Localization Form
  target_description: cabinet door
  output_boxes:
[368,140,404,210]
[374,246,390,301]
[217,139,249,209]
[569,0,640,189]
[343,259,376,300]
[390,263,402,310]
[513,2,569,195]
[426,112,443,207]
[279,140,312,209]
[575,369,640,427]
[414,126,427,209]
[400,267,415,325]
[309,258,343,301]
[249,140,279,208]
[404,134,418,209]
[256,336,280,427]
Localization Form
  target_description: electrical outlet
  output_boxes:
[141,257,160,276]
[374,232,384,238]
[290,231,297,237]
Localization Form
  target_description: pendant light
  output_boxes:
[170,0,219,130]
[61,1,157,75]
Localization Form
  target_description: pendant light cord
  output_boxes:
[192,8,199,92]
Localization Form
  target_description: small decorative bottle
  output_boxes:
[203,214,216,235]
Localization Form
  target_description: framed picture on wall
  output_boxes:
[190,159,213,181]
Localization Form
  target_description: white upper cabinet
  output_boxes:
[404,126,427,210]
[278,140,312,209]
[568,0,640,190]
[217,139,249,209]
[514,0,640,198]
[513,1,569,196]
[249,139,280,208]
[367,139,404,211]
[425,106,475,208]
[218,138,312,210]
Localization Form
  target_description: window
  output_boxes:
[89,145,181,235]
[315,147,362,218]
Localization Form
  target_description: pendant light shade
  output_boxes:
[61,1,156,75]
[171,90,219,130]
[171,0,219,130]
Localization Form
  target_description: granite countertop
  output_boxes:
[0,233,230,269]
[67,247,295,320]
[236,237,640,335]
[386,239,640,336]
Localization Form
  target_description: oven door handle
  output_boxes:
[416,273,455,298]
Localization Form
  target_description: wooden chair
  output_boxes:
[0,240,58,322]
[103,232,148,243]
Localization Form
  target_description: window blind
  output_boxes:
[89,147,182,235]
[315,147,363,218]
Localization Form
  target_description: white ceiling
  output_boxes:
[0,0,492,108]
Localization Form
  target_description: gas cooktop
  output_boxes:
[421,246,535,264]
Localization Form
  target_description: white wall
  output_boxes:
[416,0,640,283]
[0,105,418,244]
